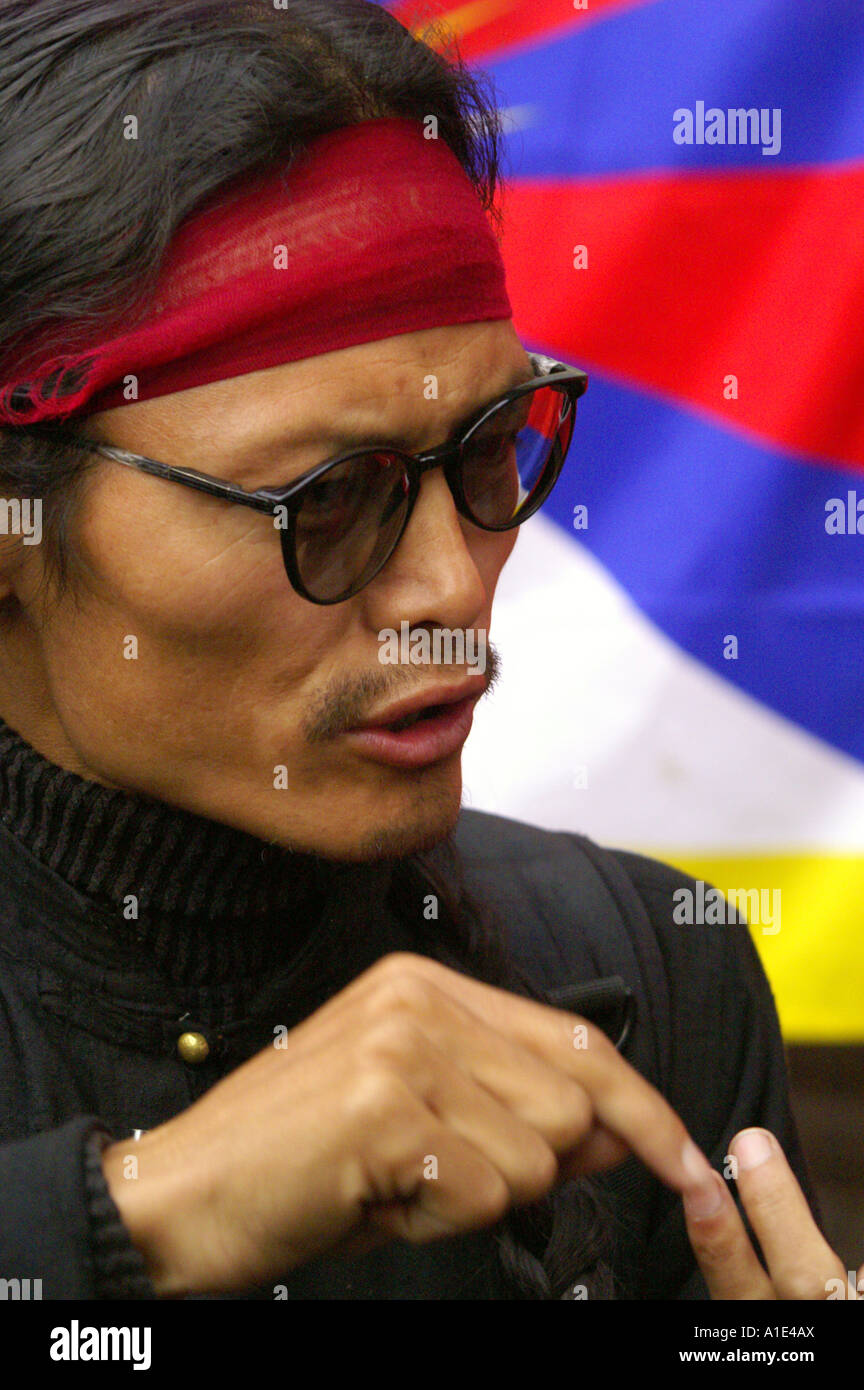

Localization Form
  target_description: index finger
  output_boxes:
[391,954,718,1199]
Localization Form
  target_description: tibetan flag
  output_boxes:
[383,0,864,1041]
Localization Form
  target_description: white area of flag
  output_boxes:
[462,514,864,853]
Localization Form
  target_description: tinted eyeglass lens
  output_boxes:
[294,451,410,602]
[461,382,573,527]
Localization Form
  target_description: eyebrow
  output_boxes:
[297,358,538,456]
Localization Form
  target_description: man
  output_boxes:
[0,0,844,1301]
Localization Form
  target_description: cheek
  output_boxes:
[36,470,347,724]
[74,468,284,635]
[472,527,517,601]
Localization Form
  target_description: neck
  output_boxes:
[0,712,386,987]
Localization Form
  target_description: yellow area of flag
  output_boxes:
[409,0,509,42]
[642,852,864,1041]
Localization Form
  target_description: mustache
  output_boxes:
[303,640,501,743]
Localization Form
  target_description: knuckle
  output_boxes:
[373,952,429,983]
[471,1171,512,1227]
[687,1219,739,1266]
[370,963,436,1016]
[518,1142,559,1202]
[545,1086,593,1151]
[345,1066,408,1124]
[361,1016,428,1065]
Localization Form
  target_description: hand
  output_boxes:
[683,1126,862,1299]
[103,951,718,1295]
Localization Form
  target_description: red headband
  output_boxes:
[0,117,512,425]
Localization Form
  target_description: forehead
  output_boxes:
[88,320,531,465]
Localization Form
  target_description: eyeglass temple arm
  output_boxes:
[529,351,566,376]
[84,443,280,513]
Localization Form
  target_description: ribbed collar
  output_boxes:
[0,715,380,989]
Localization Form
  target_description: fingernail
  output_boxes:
[681,1138,714,1186]
[733,1129,773,1170]
[683,1171,724,1221]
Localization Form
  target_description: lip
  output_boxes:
[354,677,488,732]
[344,679,487,769]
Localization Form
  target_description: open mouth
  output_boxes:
[385,702,449,732]
[346,693,479,769]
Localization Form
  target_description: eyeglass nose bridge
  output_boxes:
[388,438,466,526]
[398,434,486,537]
[410,436,464,478]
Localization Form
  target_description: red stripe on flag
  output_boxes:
[499,166,864,472]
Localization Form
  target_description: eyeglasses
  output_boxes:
[48,351,587,604]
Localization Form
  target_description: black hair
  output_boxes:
[0,0,502,583]
[0,0,617,1296]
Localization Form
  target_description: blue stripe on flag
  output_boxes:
[537,365,864,764]
[490,0,864,176]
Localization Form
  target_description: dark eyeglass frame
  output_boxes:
[43,351,587,604]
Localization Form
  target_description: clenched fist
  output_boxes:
[103,952,718,1295]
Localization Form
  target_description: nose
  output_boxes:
[360,464,491,635]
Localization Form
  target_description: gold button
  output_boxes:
[177,1031,210,1064]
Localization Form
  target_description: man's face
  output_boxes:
[2,319,530,859]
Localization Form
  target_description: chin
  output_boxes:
[224,756,465,861]
[352,810,459,862]
[327,769,464,863]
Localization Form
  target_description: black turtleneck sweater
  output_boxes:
[0,715,436,1297]
[0,716,816,1300]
